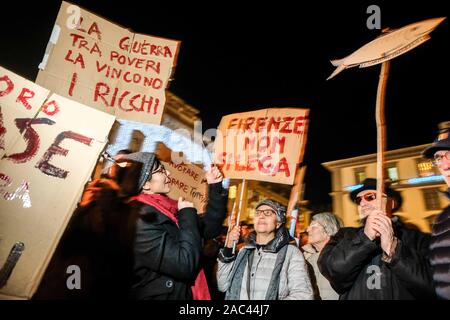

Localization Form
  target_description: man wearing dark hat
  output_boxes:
[318,178,435,299]
[422,121,450,300]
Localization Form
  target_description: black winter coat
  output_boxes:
[318,218,435,300]
[429,189,450,300]
[130,182,228,300]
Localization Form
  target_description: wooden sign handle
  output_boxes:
[376,61,390,211]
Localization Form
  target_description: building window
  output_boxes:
[422,188,441,211]
[385,163,399,182]
[354,167,366,184]
[416,159,438,177]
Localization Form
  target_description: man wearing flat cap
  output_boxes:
[422,121,450,300]
[318,178,435,299]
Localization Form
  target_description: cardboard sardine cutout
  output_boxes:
[327,17,446,80]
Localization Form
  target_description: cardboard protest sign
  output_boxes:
[214,108,309,185]
[36,1,180,125]
[0,92,115,299]
[0,66,50,159]
[156,143,208,212]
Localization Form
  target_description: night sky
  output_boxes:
[1,0,448,207]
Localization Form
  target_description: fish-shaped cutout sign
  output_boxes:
[327,17,446,80]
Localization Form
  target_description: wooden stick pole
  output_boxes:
[232,178,246,254]
[375,61,390,210]
[224,200,237,247]
[287,166,306,238]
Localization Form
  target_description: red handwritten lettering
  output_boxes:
[42,100,60,116]
[267,117,282,132]
[293,116,306,134]
[243,117,255,131]
[226,115,307,135]
[68,73,78,97]
[273,157,290,177]
[255,117,267,133]
[94,82,110,107]
[217,152,291,177]
[6,118,55,164]
[16,88,35,110]
[36,131,93,179]
[69,33,102,57]
[280,117,294,134]
[243,136,286,154]
[76,17,102,41]
[0,75,14,97]
[87,22,102,41]
[170,177,189,193]
[118,90,131,112]
[109,51,161,74]
[118,36,173,58]
[227,118,238,130]
[93,82,160,114]
[0,107,5,150]
[65,50,85,68]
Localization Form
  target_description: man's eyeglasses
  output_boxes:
[255,209,277,217]
[355,192,386,205]
[433,151,450,166]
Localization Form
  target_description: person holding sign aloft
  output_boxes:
[38,151,228,300]
[216,199,313,300]
[117,152,228,300]
[318,179,435,300]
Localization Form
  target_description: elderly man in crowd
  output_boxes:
[318,178,435,299]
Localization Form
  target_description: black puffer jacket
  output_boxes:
[429,189,450,300]
[130,182,228,300]
[318,218,435,300]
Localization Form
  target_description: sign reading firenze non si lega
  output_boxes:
[214,108,309,185]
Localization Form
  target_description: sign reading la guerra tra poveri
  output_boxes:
[36,1,180,125]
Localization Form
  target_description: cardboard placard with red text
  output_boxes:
[214,108,309,185]
[0,66,50,159]
[156,143,208,213]
[36,1,180,125]
[0,89,115,299]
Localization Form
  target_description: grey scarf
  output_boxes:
[225,244,289,300]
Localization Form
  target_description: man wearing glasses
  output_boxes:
[422,121,450,300]
[318,178,435,299]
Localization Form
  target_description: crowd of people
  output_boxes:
[34,123,449,300]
